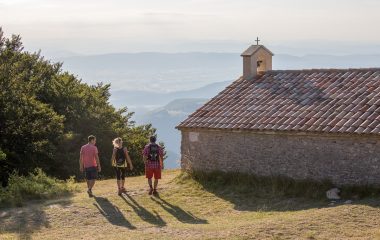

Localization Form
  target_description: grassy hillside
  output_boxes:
[1,170,380,239]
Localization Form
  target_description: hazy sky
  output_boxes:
[1,0,380,56]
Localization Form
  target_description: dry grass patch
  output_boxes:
[1,170,380,239]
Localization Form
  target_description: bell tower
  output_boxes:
[241,38,274,79]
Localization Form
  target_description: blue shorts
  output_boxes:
[85,167,98,180]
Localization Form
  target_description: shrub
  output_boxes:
[0,168,78,207]
[0,150,5,161]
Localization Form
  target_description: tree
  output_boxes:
[0,28,162,183]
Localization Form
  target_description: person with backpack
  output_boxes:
[111,137,134,195]
[143,136,164,195]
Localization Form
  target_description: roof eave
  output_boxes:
[176,127,380,137]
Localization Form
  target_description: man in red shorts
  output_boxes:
[143,136,163,195]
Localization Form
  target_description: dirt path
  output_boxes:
[0,171,194,240]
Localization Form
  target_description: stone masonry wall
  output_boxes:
[180,129,380,186]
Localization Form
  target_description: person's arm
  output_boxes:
[159,155,163,170]
[142,146,148,163]
[111,148,116,166]
[79,151,84,172]
[159,146,164,169]
[96,153,101,172]
[125,148,133,170]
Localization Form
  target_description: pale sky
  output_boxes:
[1,0,380,56]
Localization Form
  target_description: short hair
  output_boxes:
[88,135,96,142]
[149,136,156,143]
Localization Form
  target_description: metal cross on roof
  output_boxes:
[255,37,260,45]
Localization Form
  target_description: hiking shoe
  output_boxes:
[121,187,127,193]
[153,189,158,195]
[148,188,153,195]
[87,189,93,198]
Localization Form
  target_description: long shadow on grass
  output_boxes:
[0,199,71,240]
[151,195,208,224]
[120,193,166,227]
[93,196,136,229]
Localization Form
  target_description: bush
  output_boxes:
[0,168,78,207]
[0,150,5,161]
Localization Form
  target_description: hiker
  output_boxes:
[79,135,101,197]
[143,136,164,195]
[111,137,134,195]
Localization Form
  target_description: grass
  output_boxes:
[179,170,334,199]
[182,170,380,200]
[0,168,78,207]
[1,169,380,239]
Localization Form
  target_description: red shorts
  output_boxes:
[145,168,161,179]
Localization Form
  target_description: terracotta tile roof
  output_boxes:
[177,68,380,134]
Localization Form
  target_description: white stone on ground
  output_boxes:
[326,188,341,200]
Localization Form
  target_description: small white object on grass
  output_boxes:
[326,188,341,200]
[328,201,336,206]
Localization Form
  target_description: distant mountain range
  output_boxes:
[57,52,380,168]
[110,80,231,110]
[274,54,380,70]
[59,52,380,94]
[58,52,241,93]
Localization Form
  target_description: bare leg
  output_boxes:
[116,168,122,193]
[89,180,95,189]
[116,180,122,195]
[85,178,95,197]
[148,178,153,189]
[121,168,126,190]
[147,178,153,195]
[154,179,158,190]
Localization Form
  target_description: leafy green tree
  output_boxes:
[0,29,64,177]
[0,28,163,183]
